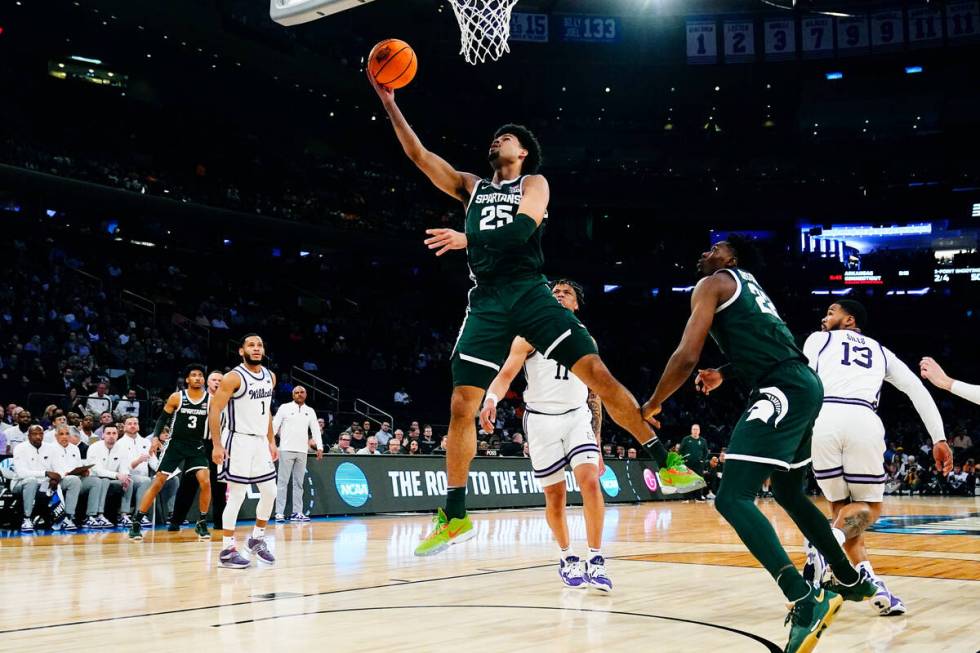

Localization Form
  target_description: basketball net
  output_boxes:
[447,0,520,65]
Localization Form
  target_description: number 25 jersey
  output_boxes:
[464,175,545,284]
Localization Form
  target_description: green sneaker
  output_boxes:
[822,567,877,602]
[194,519,210,541]
[658,452,707,494]
[414,508,475,557]
[127,520,143,542]
[784,588,843,653]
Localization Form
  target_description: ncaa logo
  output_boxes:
[335,462,370,507]
[599,466,620,497]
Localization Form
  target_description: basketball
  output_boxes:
[368,39,417,89]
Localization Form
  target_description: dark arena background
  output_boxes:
[0,1,977,651]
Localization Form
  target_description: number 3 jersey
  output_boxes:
[465,175,545,283]
[708,268,807,387]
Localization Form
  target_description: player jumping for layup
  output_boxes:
[479,279,611,592]
[801,300,952,616]
[128,363,212,542]
[642,237,875,653]
[210,334,278,568]
[369,72,699,557]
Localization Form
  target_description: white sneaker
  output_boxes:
[20,517,34,532]
[585,555,613,593]
[62,517,78,531]
[96,515,113,528]
[118,514,133,528]
[275,513,287,523]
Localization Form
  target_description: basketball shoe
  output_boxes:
[127,520,143,541]
[823,566,877,602]
[584,555,612,593]
[219,546,250,569]
[802,539,828,589]
[870,580,906,616]
[414,508,475,556]
[784,588,843,653]
[194,519,210,541]
[559,555,585,588]
[658,452,706,493]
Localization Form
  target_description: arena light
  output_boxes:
[825,71,844,80]
[671,285,695,293]
[972,203,980,217]
[816,224,931,238]
[70,55,102,64]
[603,284,621,293]
[831,288,852,296]
[905,65,923,74]
[811,290,831,295]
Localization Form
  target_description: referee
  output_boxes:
[168,371,226,534]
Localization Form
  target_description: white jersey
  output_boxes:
[522,350,588,414]
[803,329,945,443]
[227,364,274,437]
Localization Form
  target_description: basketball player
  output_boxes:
[210,334,278,568]
[919,356,980,404]
[802,301,952,616]
[369,73,697,557]
[641,237,875,653]
[128,364,212,542]
[478,279,611,592]
[167,370,226,533]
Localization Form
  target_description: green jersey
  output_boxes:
[709,268,806,387]
[168,390,209,442]
[464,175,545,283]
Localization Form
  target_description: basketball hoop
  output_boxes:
[447,0,520,65]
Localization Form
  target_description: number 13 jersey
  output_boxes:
[465,175,546,284]
[803,330,888,407]
[228,364,274,436]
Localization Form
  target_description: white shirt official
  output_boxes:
[49,441,84,476]
[86,440,127,479]
[117,434,152,476]
[272,402,323,454]
[13,441,55,479]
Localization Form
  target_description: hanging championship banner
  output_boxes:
[764,18,796,61]
[686,20,718,64]
[836,15,870,55]
[871,9,905,51]
[723,20,755,63]
[801,16,834,57]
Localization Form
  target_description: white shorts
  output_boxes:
[217,431,277,485]
[524,406,600,487]
[811,402,886,503]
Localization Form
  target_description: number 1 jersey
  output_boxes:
[464,175,545,284]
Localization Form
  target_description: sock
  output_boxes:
[588,547,602,560]
[223,536,235,549]
[831,527,846,546]
[252,526,265,539]
[857,561,876,580]
[642,437,669,468]
[778,570,812,604]
[559,546,572,560]
[445,486,467,520]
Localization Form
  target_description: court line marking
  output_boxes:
[209,603,783,652]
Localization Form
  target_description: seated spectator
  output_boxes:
[477,440,491,456]
[602,444,613,458]
[627,447,638,460]
[94,411,115,438]
[49,424,102,530]
[114,389,141,421]
[431,436,448,456]
[5,409,33,450]
[384,439,402,455]
[375,421,392,447]
[407,439,422,456]
[615,445,626,460]
[947,464,970,496]
[43,415,69,443]
[85,382,112,417]
[522,441,529,457]
[394,387,411,405]
[349,427,366,450]
[419,425,437,454]
[78,415,97,443]
[950,427,973,462]
[355,436,381,455]
[361,420,373,437]
[11,425,60,531]
[329,433,355,454]
[498,432,524,457]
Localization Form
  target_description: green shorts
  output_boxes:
[451,275,599,389]
[158,438,209,477]
[725,360,824,471]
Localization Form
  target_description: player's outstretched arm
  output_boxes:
[479,337,534,433]
[209,372,240,465]
[367,70,478,202]
[888,352,953,473]
[921,356,980,405]
[643,274,730,420]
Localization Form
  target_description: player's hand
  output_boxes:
[695,368,724,395]
[597,456,606,477]
[269,443,279,463]
[424,228,467,256]
[366,67,394,103]
[640,402,661,429]
[479,400,497,434]
[933,440,953,474]
[919,357,953,391]
[316,448,324,461]
[212,445,226,467]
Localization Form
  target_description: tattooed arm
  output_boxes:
[587,390,603,444]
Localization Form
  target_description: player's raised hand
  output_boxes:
[424,228,467,256]
[479,399,497,434]
[919,356,953,390]
[695,368,724,395]
[933,440,954,474]
[366,67,394,104]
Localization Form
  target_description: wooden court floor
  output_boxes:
[1,496,977,652]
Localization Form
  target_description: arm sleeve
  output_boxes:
[151,411,171,439]
[466,213,538,249]
[310,413,324,450]
[950,380,980,406]
[802,332,830,371]
[883,348,947,443]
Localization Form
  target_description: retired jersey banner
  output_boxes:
[559,14,621,43]
[723,20,755,62]
[871,9,905,51]
[836,15,870,55]
[764,18,796,61]
[908,6,944,46]
[510,12,549,43]
[801,16,834,58]
[946,1,980,42]
[686,20,718,64]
